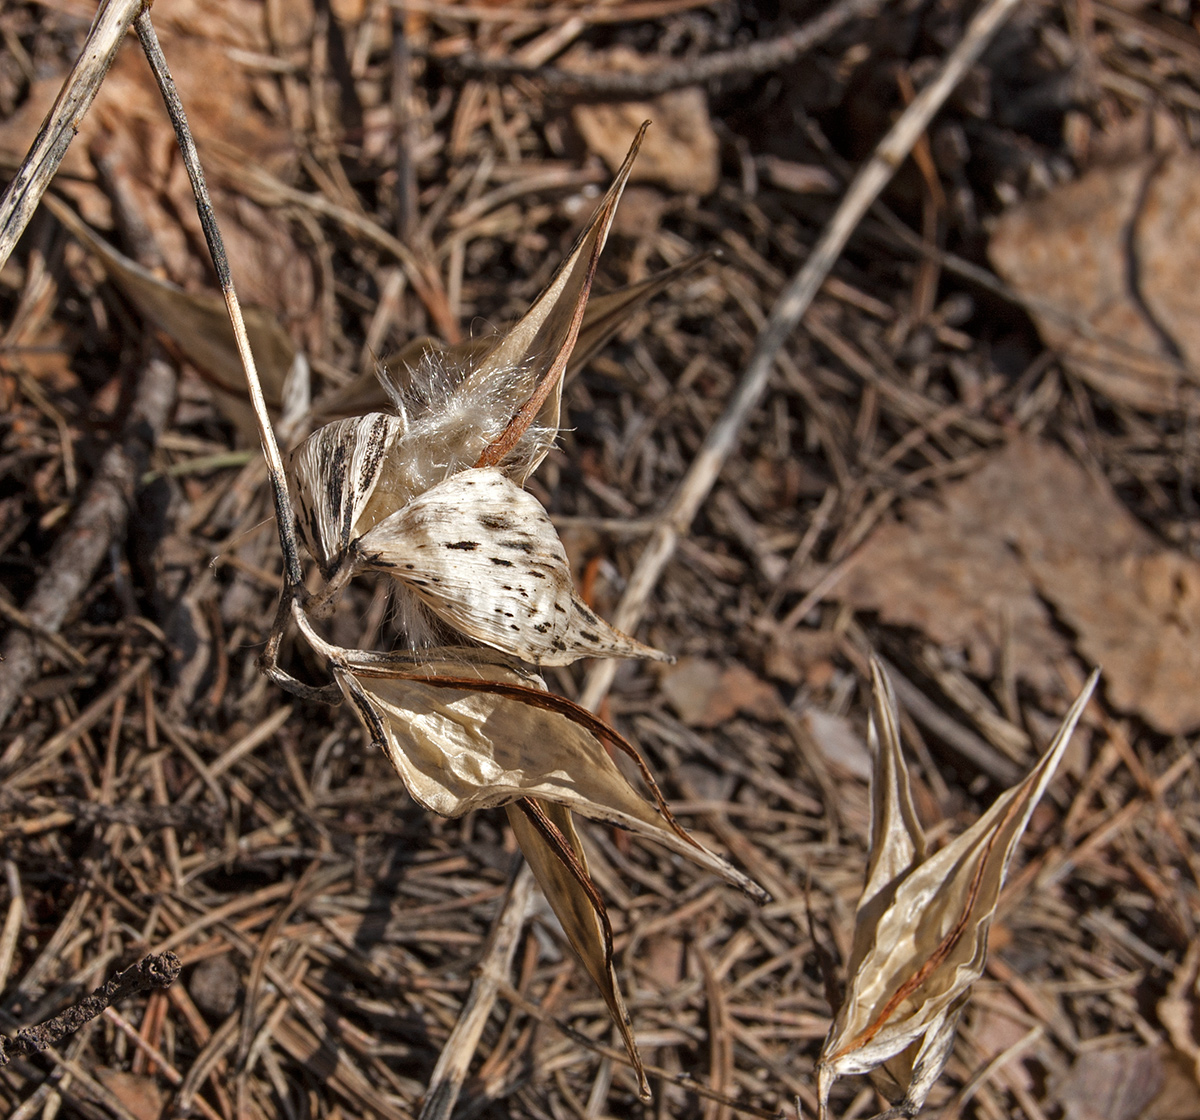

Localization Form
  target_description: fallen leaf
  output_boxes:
[94,1070,166,1120]
[44,194,297,440]
[660,658,779,728]
[1028,549,1200,735]
[835,439,1079,690]
[836,437,1200,730]
[568,47,719,195]
[803,708,872,783]
[989,152,1200,413]
[1,0,315,433]
[1054,1045,1166,1120]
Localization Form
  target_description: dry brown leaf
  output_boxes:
[43,193,297,440]
[659,658,778,728]
[507,799,649,1098]
[94,1070,166,1120]
[835,439,1082,689]
[816,659,1097,1117]
[1027,549,1200,735]
[1054,1045,1166,1120]
[989,152,1200,413]
[567,47,719,195]
[836,437,1200,730]
[1,0,314,413]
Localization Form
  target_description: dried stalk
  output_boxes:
[0,953,180,1066]
[0,0,145,270]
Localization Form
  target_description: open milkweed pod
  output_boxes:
[357,466,670,665]
[507,799,650,1099]
[359,120,650,503]
[462,121,648,482]
[316,249,714,424]
[816,660,1099,1118]
[289,413,404,579]
[294,611,765,900]
[288,126,651,585]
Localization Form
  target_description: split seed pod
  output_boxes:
[507,798,649,1097]
[289,123,651,577]
[816,660,1098,1117]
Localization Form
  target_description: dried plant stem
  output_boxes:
[0,953,180,1066]
[437,0,883,95]
[132,11,303,592]
[579,0,1027,712]
[0,0,144,270]
[417,864,536,1120]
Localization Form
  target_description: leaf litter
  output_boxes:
[3,2,1200,1120]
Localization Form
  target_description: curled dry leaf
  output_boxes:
[298,635,760,899]
[816,659,1098,1117]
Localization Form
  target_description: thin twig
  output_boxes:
[432,0,884,96]
[416,863,537,1120]
[0,0,145,270]
[0,952,181,1067]
[579,0,1028,712]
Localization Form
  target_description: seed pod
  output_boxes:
[289,412,403,578]
[507,798,650,1099]
[322,650,765,900]
[815,661,1098,1118]
[358,466,670,665]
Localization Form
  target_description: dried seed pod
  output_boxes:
[358,466,670,665]
[289,413,403,578]
[314,647,765,900]
[507,798,650,1099]
[815,661,1098,1118]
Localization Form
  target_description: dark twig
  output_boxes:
[0,357,176,729]
[0,953,181,1067]
[431,0,884,96]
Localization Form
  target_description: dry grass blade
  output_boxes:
[816,663,1100,1117]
